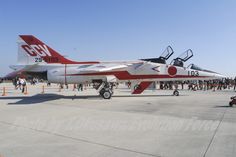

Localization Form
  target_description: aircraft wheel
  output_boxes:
[102,90,112,99]
[173,90,179,96]
[229,102,233,107]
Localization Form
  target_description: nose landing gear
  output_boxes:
[173,90,179,96]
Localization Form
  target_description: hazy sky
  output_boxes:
[0,0,235,77]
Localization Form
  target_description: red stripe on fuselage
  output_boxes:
[67,71,209,80]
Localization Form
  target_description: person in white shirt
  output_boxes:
[19,78,27,93]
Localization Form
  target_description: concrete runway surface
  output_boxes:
[0,83,235,157]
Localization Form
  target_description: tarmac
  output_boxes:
[0,83,235,157]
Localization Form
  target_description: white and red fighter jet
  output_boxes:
[7,35,225,99]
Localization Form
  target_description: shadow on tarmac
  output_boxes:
[0,93,183,105]
[214,105,232,108]
[2,94,101,105]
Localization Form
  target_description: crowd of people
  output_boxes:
[159,78,236,91]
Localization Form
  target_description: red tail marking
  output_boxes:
[19,35,100,64]
[22,45,37,56]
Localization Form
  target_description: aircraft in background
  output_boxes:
[6,35,225,99]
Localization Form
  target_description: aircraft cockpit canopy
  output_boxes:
[141,46,174,64]
[172,49,193,67]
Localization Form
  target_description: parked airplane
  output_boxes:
[7,35,225,99]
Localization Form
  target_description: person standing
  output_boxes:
[20,78,27,93]
[234,77,236,91]
[77,83,83,91]
[12,78,17,89]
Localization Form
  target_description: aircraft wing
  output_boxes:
[78,64,128,73]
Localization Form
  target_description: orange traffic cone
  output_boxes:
[41,85,45,94]
[73,84,76,91]
[24,86,28,95]
[2,87,6,96]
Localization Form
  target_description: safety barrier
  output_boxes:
[39,85,60,94]
[39,84,81,95]
[0,82,234,97]
[0,82,90,96]
[1,86,28,96]
[0,82,95,96]
[0,84,78,96]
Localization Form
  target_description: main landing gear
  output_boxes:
[98,82,114,99]
[173,90,179,96]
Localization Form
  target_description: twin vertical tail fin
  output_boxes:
[17,35,99,65]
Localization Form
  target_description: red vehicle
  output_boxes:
[229,96,236,107]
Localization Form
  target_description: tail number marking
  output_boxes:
[35,58,43,62]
